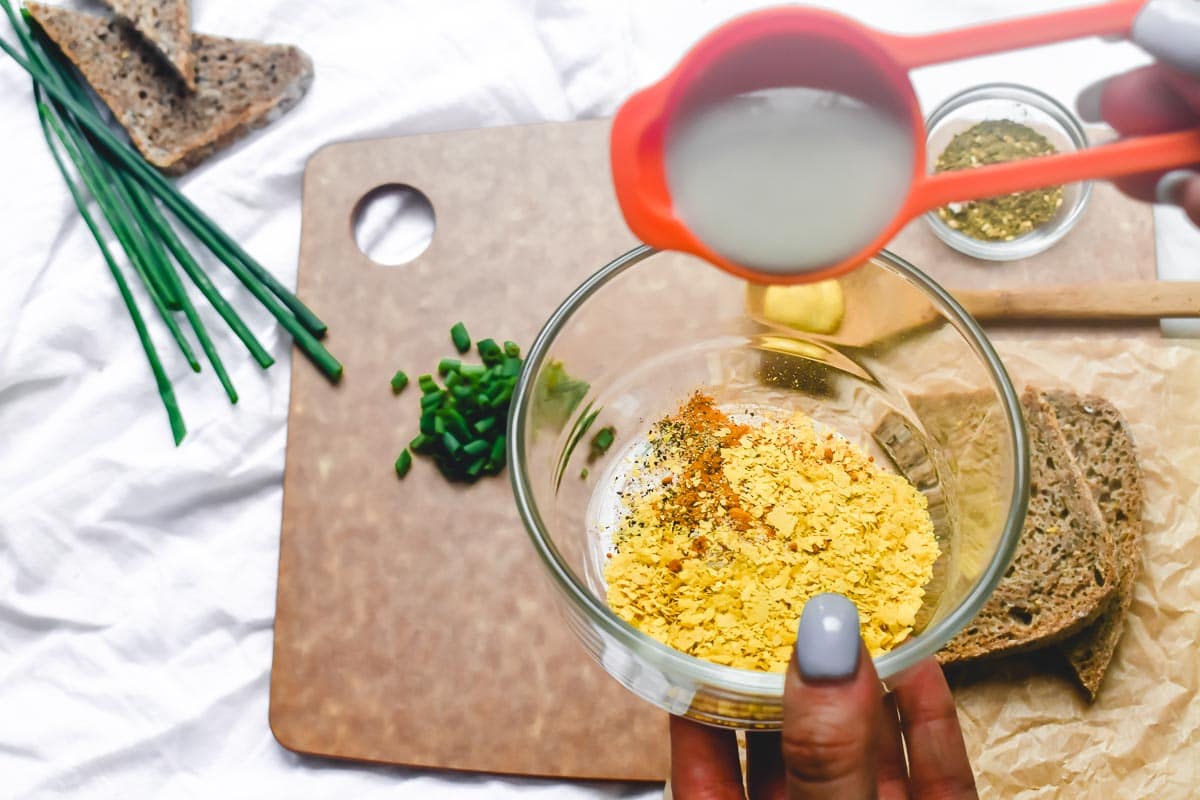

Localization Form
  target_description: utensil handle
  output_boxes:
[911,129,1200,212]
[882,0,1144,69]
[957,282,1200,320]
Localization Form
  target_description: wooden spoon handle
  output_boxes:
[954,281,1200,321]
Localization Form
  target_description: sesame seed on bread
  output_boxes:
[98,0,194,89]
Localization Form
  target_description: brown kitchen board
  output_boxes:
[269,118,1155,781]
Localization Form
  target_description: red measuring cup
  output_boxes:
[610,0,1200,285]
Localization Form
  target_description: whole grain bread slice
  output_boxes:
[938,387,1118,665]
[1045,391,1144,701]
[99,0,194,89]
[28,3,312,174]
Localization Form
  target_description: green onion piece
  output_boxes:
[462,439,489,456]
[441,408,470,440]
[418,374,437,394]
[419,412,437,435]
[477,338,502,365]
[390,370,409,394]
[394,449,413,478]
[451,384,473,400]
[409,434,431,453]
[473,417,496,435]
[466,457,486,478]
[442,431,461,455]
[438,358,460,376]
[590,425,616,460]
[489,384,514,408]
[475,393,489,407]
[450,321,471,353]
[459,363,486,380]
[504,341,520,358]
[420,391,443,411]
[489,435,506,464]
[501,356,522,377]
[433,415,446,435]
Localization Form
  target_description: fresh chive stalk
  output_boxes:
[37,102,186,444]
[2,0,346,441]
[0,20,342,382]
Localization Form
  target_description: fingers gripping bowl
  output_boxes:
[509,247,1030,728]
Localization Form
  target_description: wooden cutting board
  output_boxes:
[268,118,1155,782]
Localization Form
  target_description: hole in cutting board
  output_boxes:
[352,184,435,265]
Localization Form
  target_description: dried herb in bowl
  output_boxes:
[935,119,1064,241]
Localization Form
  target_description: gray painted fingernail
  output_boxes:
[1156,170,1200,205]
[796,593,860,681]
[1075,78,1106,123]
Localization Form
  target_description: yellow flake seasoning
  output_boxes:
[603,393,938,672]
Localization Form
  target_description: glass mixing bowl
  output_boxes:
[509,247,1029,728]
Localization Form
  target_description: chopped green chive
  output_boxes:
[590,426,616,461]
[390,370,409,394]
[394,449,413,478]
[450,322,471,353]
[390,332,522,483]
[477,338,502,365]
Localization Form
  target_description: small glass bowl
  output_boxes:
[924,83,1093,261]
[509,246,1030,729]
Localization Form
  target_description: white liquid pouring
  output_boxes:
[664,88,915,275]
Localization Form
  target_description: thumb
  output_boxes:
[782,593,883,800]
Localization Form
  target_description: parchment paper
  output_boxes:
[932,336,1200,798]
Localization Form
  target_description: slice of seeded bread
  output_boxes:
[99,0,194,89]
[28,3,312,174]
[1046,391,1144,701]
[938,387,1118,665]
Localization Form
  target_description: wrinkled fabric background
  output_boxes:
[1,1,1196,797]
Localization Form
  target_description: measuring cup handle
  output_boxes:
[880,0,1144,69]
[910,129,1200,213]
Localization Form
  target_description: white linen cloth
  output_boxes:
[1,1,1195,797]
